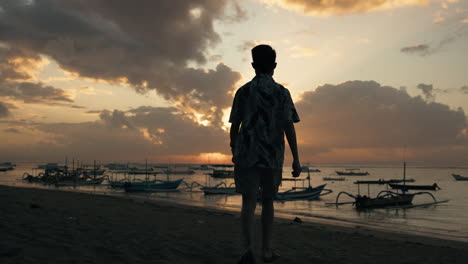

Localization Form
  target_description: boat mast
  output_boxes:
[403,161,406,195]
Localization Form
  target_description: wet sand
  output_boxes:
[0,185,467,264]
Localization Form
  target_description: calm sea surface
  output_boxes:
[1,163,467,242]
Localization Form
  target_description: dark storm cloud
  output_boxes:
[400,44,430,55]
[0,106,229,161]
[0,46,75,105]
[0,101,11,118]
[295,81,467,153]
[0,0,243,125]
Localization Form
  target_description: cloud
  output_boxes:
[1,45,75,106]
[401,26,468,56]
[290,45,317,57]
[3,127,21,134]
[400,44,430,55]
[262,0,429,16]
[0,81,73,103]
[294,80,468,164]
[0,106,229,161]
[0,0,243,125]
[85,110,104,114]
[237,40,260,52]
[461,85,468,94]
[0,102,11,118]
[1,81,468,164]
[416,83,434,100]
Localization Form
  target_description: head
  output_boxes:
[251,44,276,75]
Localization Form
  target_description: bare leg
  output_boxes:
[241,192,257,253]
[261,197,274,257]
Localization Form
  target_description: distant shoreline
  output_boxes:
[1,185,467,263]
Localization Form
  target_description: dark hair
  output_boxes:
[251,44,276,73]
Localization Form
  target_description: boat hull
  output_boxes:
[336,171,369,176]
[323,177,345,181]
[275,184,326,200]
[389,183,439,191]
[210,170,234,178]
[355,194,414,209]
[201,187,237,195]
[452,174,468,181]
[124,179,183,192]
[55,177,105,186]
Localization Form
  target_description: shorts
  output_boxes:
[234,167,282,199]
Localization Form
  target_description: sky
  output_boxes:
[0,0,467,165]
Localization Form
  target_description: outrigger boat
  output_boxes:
[301,166,321,173]
[274,170,332,201]
[0,162,15,171]
[335,168,369,176]
[123,179,183,192]
[115,161,184,192]
[389,183,440,191]
[200,182,237,195]
[452,174,468,181]
[162,169,195,175]
[209,169,234,178]
[55,177,106,186]
[330,162,448,210]
[323,177,345,181]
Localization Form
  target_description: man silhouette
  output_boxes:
[229,44,301,263]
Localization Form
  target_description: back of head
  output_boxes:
[251,44,276,74]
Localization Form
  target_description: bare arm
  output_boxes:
[284,121,301,177]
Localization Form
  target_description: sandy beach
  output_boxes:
[0,185,467,264]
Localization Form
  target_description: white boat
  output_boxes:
[452,174,468,181]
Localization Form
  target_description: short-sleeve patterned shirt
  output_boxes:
[229,74,300,169]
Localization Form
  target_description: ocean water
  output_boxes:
[1,163,467,242]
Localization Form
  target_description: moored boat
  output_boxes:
[335,168,369,176]
[209,169,234,178]
[55,177,106,186]
[162,169,195,175]
[123,179,183,192]
[389,183,440,191]
[275,184,328,200]
[452,174,468,181]
[201,182,237,195]
[354,193,414,209]
[323,177,345,181]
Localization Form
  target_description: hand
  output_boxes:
[291,160,301,178]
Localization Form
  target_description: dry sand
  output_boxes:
[0,185,467,264]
